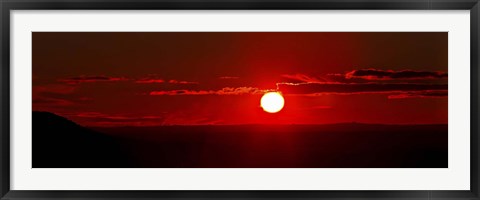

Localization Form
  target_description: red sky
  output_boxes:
[32,32,448,126]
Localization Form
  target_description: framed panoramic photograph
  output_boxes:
[1,0,479,200]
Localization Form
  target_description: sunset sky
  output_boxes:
[33,32,448,126]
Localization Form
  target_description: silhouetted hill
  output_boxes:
[33,111,130,167]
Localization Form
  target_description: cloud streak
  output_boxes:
[32,84,85,107]
[59,76,128,84]
[134,78,198,84]
[150,87,266,96]
[388,90,448,99]
[135,78,165,84]
[277,82,447,95]
[168,80,199,85]
[345,69,447,80]
[281,74,326,83]
[276,70,448,98]
[69,112,165,127]
[219,76,240,79]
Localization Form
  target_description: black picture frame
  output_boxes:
[1,0,479,199]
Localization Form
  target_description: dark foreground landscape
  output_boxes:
[33,111,448,168]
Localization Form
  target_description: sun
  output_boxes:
[260,92,285,113]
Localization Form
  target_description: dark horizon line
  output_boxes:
[32,110,447,128]
[87,123,449,129]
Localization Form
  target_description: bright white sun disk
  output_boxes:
[260,92,285,113]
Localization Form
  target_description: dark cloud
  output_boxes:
[150,87,266,96]
[33,84,92,108]
[281,74,325,83]
[33,95,92,107]
[33,94,92,108]
[219,76,240,79]
[59,76,128,84]
[277,83,447,95]
[168,80,199,85]
[33,98,73,106]
[69,112,222,126]
[346,69,447,80]
[134,77,198,84]
[135,78,165,84]
[70,112,165,127]
[388,90,448,99]
[33,85,75,107]
[281,73,370,85]
[33,84,76,94]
